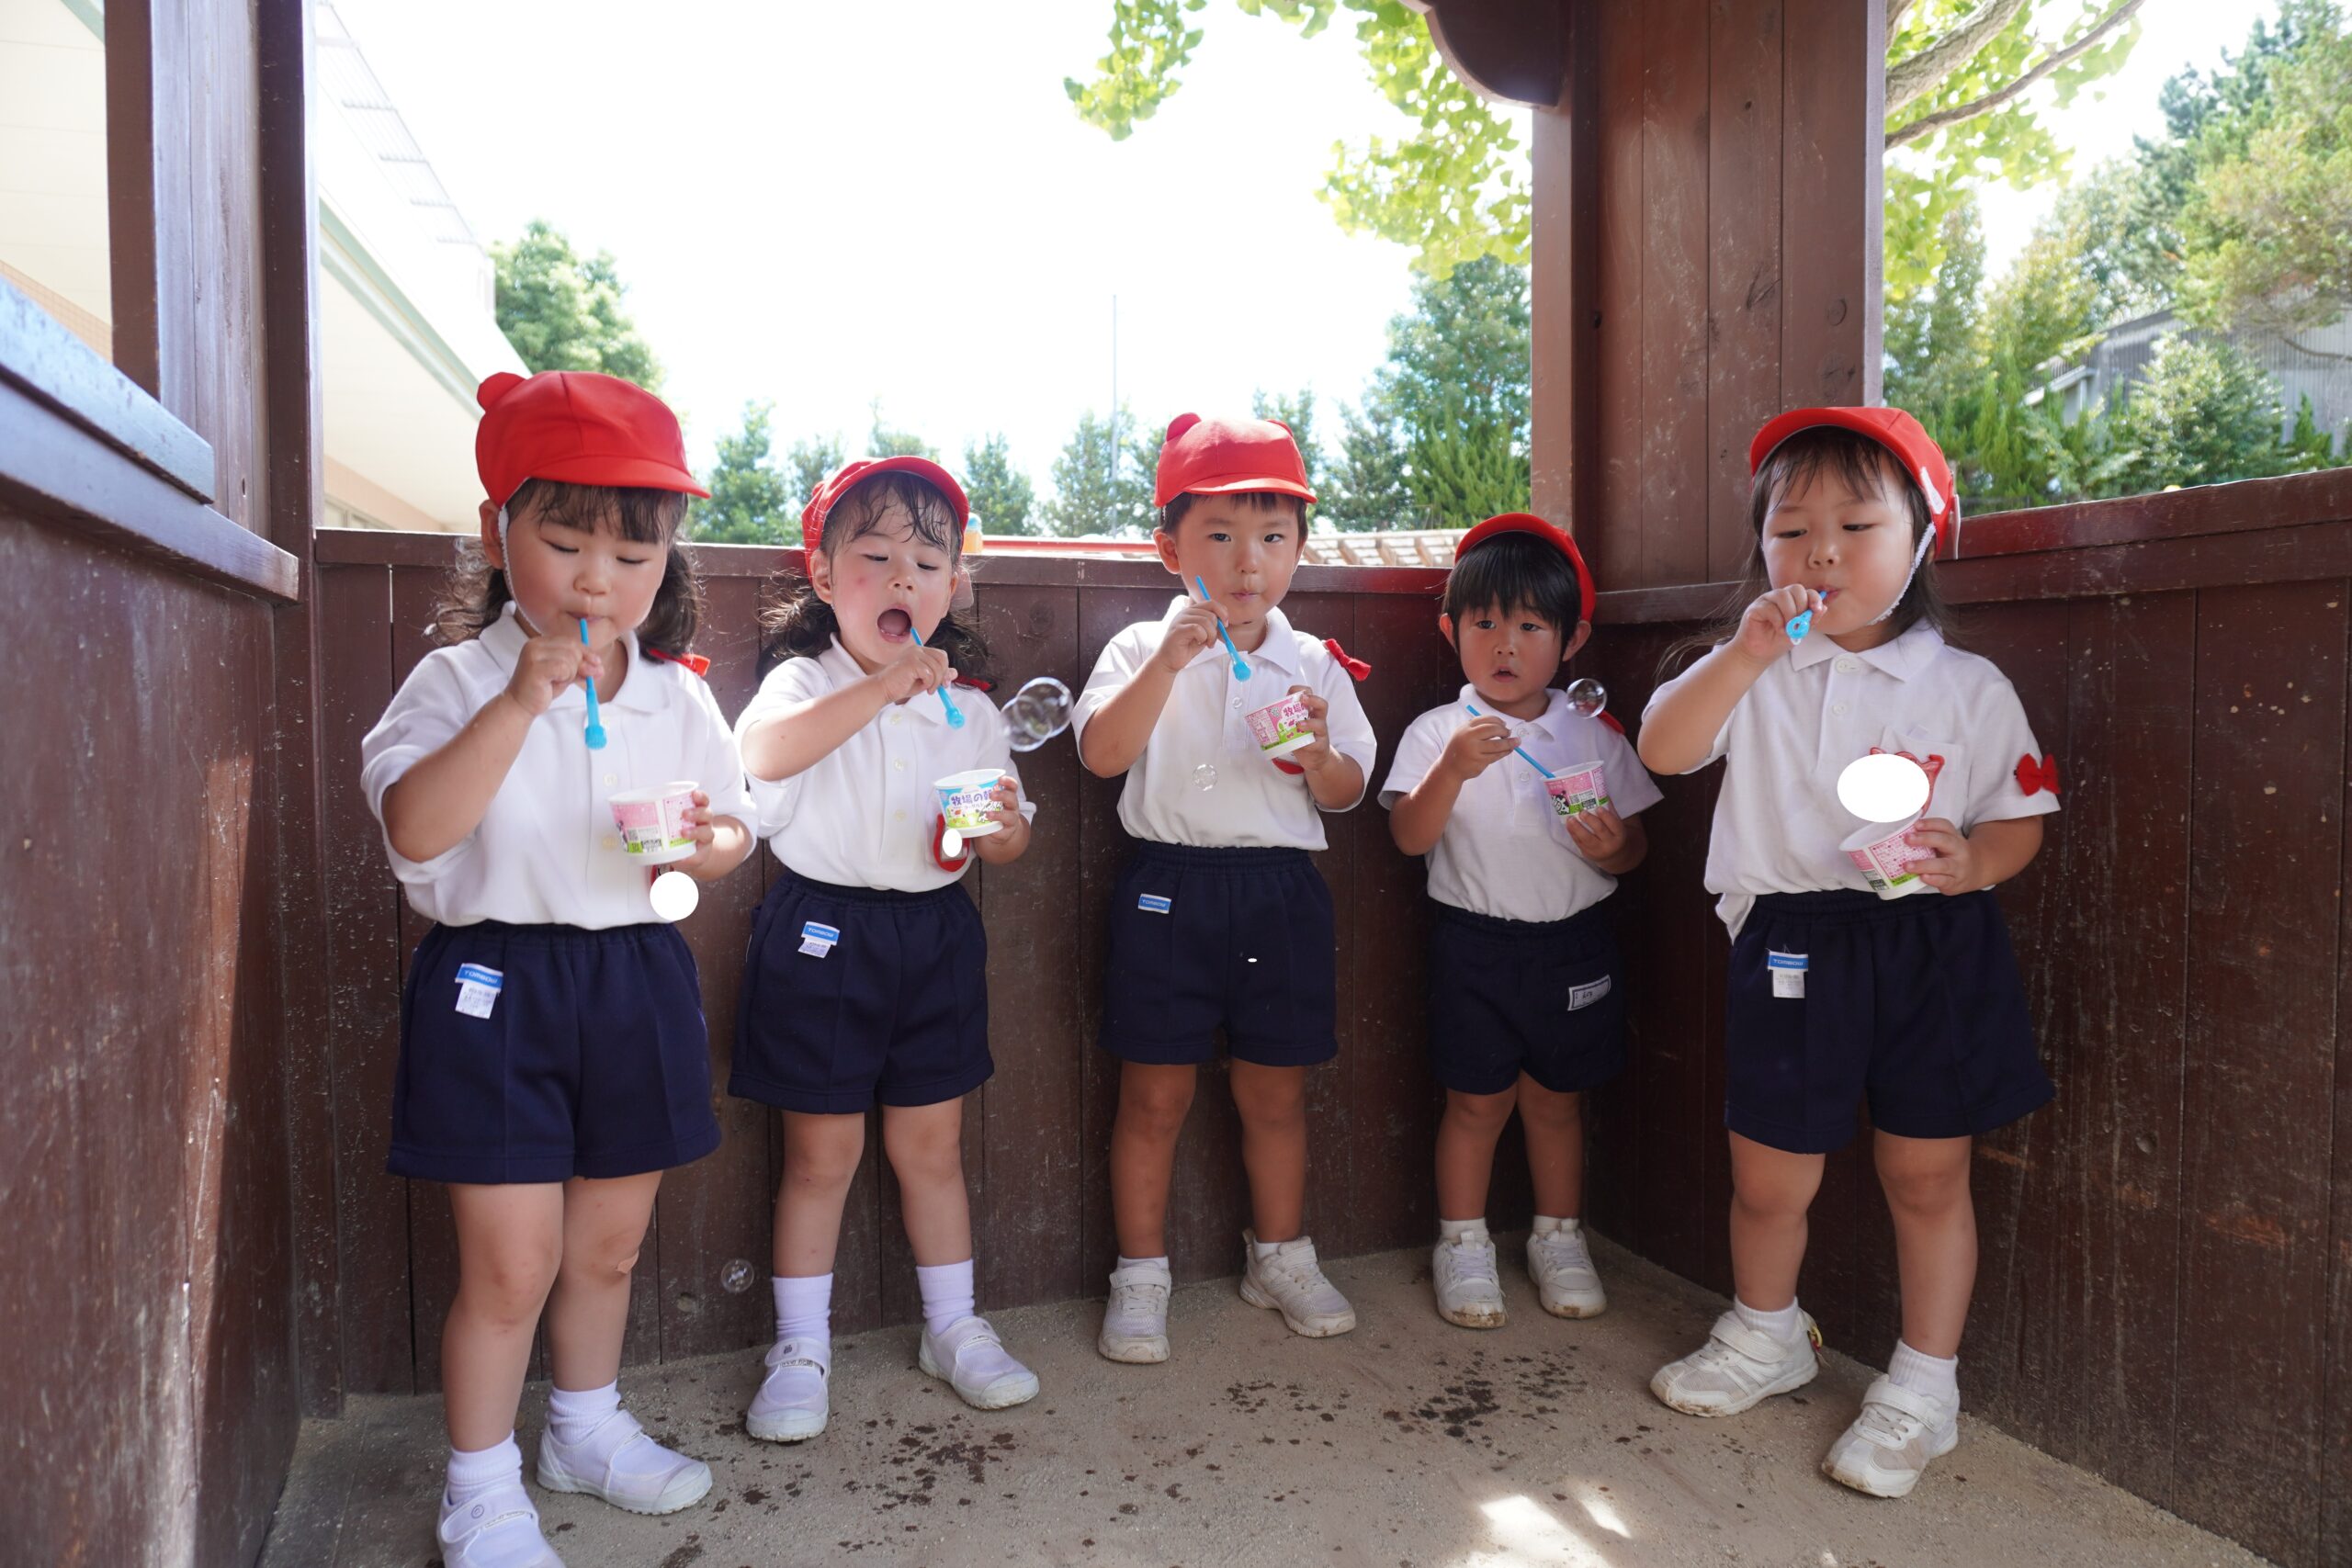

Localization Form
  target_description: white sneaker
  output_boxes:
[1526,1224,1607,1318]
[919,1315,1040,1410]
[1431,1228,1506,1329]
[1238,1231,1356,1337]
[436,1480,565,1568]
[746,1336,831,1442]
[1099,1260,1172,1363]
[1649,1309,1821,1416]
[1823,1376,1961,1498]
[534,1408,711,1516]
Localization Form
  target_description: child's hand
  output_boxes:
[671,790,721,874]
[876,643,955,705]
[1562,802,1630,862]
[1287,685,1344,774]
[1154,596,1232,675]
[984,773,1023,829]
[1731,585,1821,668]
[1440,715,1516,782]
[504,630,600,718]
[1907,818,1982,895]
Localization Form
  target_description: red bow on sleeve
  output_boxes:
[1598,712,1626,736]
[644,648,712,678]
[1323,639,1371,682]
[929,813,971,874]
[2015,753,2062,796]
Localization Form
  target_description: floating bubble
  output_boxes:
[1193,763,1217,791]
[1565,678,1609,717]
[649,869,699,922]
[1001,676,1074,753]
[1837,753,1931,823]
[719,1258,755,1294]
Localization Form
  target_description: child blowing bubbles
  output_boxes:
[1381,515,1660,1332]
[1638,407,2060,1500]
[361,371,756,1568]
[730,458,1039,1442]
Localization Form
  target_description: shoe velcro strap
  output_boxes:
[1707,1312,1800,1366]
[440,1482,538,1544]
[1859,1375,1948,1425]
[766,1337,831,1371]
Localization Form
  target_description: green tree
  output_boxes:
[1041,408,1157,536]
[1883,194,1988,431]
[784,435,844,513]
[962,434,1039,536]
[691,400,797,545]
[492,220,664,389]
[2102,335,2300,491]
[867,399,937,460]
[1319,396,1419,531]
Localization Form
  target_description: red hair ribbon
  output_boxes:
[1323,639,1371,682]
[645,648,711,678]
[2016,753,2061,797]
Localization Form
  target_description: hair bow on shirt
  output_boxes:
[2015,753,2062,797]
[1322,639,1371,681]
[644,647,712,678]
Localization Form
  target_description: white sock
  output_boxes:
[1251,1236,1284,1260]
[1437,1215,1489,1242]
[444,1434,521,1506]
[1115,1254,1170,1273]
[916,1258,976,1336]
[546,1381,619,1448]
[1734,1295,1805,1344]
[773,1272,832,1343]
[1887,1339,1961,1406]
[1532,1214,1581,1236]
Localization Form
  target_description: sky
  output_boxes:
[332,0,2277,494]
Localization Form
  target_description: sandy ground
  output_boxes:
[262,1237,2268,1568]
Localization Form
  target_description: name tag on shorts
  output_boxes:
[1137,894,1172,915]
[454,963,503,1018]
[799,920,841,958]
[1768,951,1808,1000]
[1568,976,1612,1011]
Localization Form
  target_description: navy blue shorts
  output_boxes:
[1427,901,1627,1097]
[1100,842,1339,1067]
[390,920,720,1184]
[731,869,993,1113]
[1726,889,2053,1154]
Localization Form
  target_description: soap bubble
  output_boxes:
[720,1258,755,1294]
[1837,753,1931,823]
[1001,676,1073,752]
[650,869,699,922]
[1566,678,1609,717]
[1193,763,1217,791]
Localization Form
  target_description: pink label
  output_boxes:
[1545,763,1611,818]
[1849,828,1935,887]
[611,789,695,854]
[1245,695,1312,750]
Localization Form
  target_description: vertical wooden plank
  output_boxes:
[1777,0,1882,410]
[1529,15,1598,547]
[1592,0,1647,588]
[2327,583,2352,1567]
[2171,580,2343,1566]
[1637,0,1711,592]
[1705,0,1782,581]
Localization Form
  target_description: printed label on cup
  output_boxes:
[608,780,700,865]
[1545,761,1611,819]
[1244,694,1315,758]
[1841,816,1937,899]
[933,770,1006,837]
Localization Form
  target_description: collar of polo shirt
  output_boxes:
[1786,619,1944,682]
[818,635,956,724]
[479,602,664,713]
[1157,594,1305,678]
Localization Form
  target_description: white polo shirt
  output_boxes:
[360,602,757,929]
[1379,684,1664,924]
[1071,598,1377,851]
[735,637,1036,892]
[1642,623,2060,937]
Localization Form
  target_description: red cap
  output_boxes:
[1152,413,1317,508]
[801,457,970,557]
[1747,406,1956,547]
[1453,512,1596,626]
[474,371,707,509]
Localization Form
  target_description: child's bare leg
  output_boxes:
[1111,1062,1197,1258]
[442,1183,562,1450]
[1873,1131,1976,1357]
[1229,1060,1308,1242]
[1515,1078,1585,1218]
[545,1171,663,1393]
[1727,1132,1824,1311]
[773,1111,866,1277]
[882,1100,973,1266]
[1434,1084,1517,1220]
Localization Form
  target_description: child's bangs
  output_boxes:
[514,479,688,546]
[1444,533,1581,629]
[829,472,963,558]
[1753,430,1911,524]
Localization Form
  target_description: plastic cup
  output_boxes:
[1544,761,1611,819]
[934,769,1006,839]
[1244,693,1316,758]
[1843,816,1937,899]
[608,780,699,864]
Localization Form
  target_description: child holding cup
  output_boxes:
[360,371,756,1568]
[730,457,1039,1440]
[1380,513,1658,1331]
[1638,408,2061,1500]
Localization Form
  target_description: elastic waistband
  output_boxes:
[428,919,677,947]
[1128,841,1313,873]
[1431,900,1610,942]
[781,866,968,907]
[1752,888,1992,925]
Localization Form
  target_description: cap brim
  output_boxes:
[1159,475,1317,505]
[529,453,711,500]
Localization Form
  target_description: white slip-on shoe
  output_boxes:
[746,1335,831,1442]
[1099,1260,1173,1363]
[1823,1376,1961,1498]
[1649,1309,1821,1416]
[919,1315,1041,1410]
[535,1408,712,1516]
[1526,1224,1608,1318]
[436,1480,565,1568]
[1238,1231,1357,1337]
[1431,1228,1507,1329]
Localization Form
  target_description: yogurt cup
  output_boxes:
[608,780,700,865]
[1244,693,1316,758]
[1843,816,1937,898]
[934,769,1006,839]
[1544,761,1611,819]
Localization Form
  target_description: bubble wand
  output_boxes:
[580,620,606,750]
[1463,703,1554,779]
[909,626,964,729]
[1194,576,1250,681]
